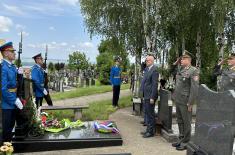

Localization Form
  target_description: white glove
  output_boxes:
[43,88,48,95]
[15,98,23,109]
[18,67,24,74]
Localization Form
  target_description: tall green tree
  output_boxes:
[68,51,89,73]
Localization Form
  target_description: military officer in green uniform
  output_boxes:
[212,52,235,91]
[171,50,199,151]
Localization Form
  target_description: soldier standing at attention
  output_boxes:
[212,52,235,91]
[172,50,199,151]
[31,53,48,108]
[0,41,23,142]
[110,56,122,108]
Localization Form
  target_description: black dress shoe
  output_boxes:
[140,131,147,135]
[143,123,147,126]
[176,145,187,151]
[172,142,181,147]
[143,132,154,138]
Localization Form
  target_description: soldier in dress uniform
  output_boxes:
[0,41,23,142]
[31,53,48,108]
[171,50,199,151]
[110,56,122,108]
[212,52,235,91]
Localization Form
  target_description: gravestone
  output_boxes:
[86,78,90,87]
[158,89,177,142]
[187,84,235,155]
[80,78,85,88]
[13,121,123,153]
[0,64,2,142]
[91,78,95,86]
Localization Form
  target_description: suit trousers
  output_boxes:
[176,103,192,143]
[145,99,156,134]
[143,101,148,124]
[2,109,16,142]
[36,97,43,109]
[112,85,120,107]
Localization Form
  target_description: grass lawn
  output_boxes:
[50,84,130,101]
[47,95,132,121]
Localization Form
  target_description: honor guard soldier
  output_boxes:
[171,50,199,151]
[31,53,48,108]
[0,41,23,142]
[212,52,235,91]
[110,56,122,108]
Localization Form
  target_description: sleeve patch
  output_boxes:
[193,76,199,81]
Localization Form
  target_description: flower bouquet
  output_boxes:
[41,112,85,133]
[0,142,14,155]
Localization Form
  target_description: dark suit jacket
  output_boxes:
[140,65,159,100]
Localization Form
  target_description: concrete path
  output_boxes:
[18,107,186,155]
[46,89,131,106]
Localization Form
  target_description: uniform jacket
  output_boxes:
[213,65,235,91]
[1,59,17,109]
[173,65,199,105]
[31,64,45,97]
[140,65,159,100]
[110,66,122,86]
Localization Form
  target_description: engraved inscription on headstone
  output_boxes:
[187,84,235,155]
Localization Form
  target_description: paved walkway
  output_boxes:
[18,106,186,155]
[47,89,131,106]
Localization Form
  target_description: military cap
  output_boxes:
[182,50,194,58]
[0,40,16,52]
[32,53,42,60]
[114,56,122,62]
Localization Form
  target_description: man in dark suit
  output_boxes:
[140,55,159,138]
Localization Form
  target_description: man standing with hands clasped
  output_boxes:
[172,50,199,151]
[140,55,159,138]
[31,53,48,108]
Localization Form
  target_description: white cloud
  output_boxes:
[60,42,68,46]
[0,16,13,32]
[15,24,25,30]
[49,26,56,31]
[78,42,94,49]
[17,31,29,37]
[3,3,24,15]
[55,0,79,6]
[27,44,36,48]
[51,41,57,45]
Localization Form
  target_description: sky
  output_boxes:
[0,0,102,64]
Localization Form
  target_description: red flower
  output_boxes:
[41,116,47,123]
[21,99,27,106]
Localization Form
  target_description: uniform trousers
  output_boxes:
[36,97,43,109]
[112,85,120,107]
[176,103,192,143]
[2,109,16,142]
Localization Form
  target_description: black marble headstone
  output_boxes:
[158,89,173,133]
[86,78,90,87]
[187,84,235,155]
[196,84,235,134]
[13,121,123,153]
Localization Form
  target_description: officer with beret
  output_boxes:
[171,50,199,151]
[110,56,122,108]
[212,52,235,91]
[0,40,23,142]
[31,53,47,108]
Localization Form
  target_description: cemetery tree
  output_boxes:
[48,62,54,72]
[96,52,113,85]
[68,51,89,74]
